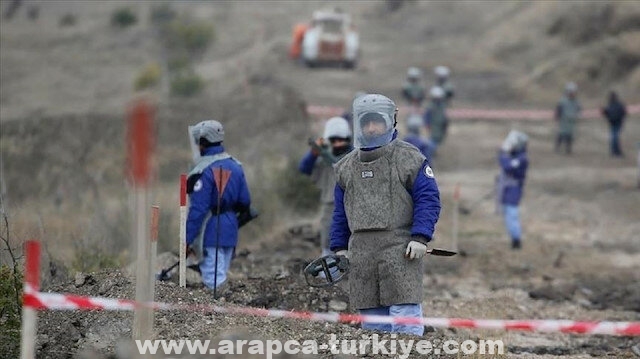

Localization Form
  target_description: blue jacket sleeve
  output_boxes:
[298,150,318,176]
[411,161,441,241]
[186,169,214,246]
[329,184,350,251]
[499,152,528,179]
[237,168,251,208]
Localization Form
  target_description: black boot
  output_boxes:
[511,239,521,250]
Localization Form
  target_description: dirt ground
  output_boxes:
[30,116,640,357]
[1,1,639,358]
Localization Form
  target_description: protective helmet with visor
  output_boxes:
[353,94,398,149]
[434,66,450,78]
[501,130,528,153]
[188,120,224,163]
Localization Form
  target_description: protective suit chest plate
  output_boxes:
[345,155,393,231]
[338,141,416,232]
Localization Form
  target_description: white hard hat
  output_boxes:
[323,117,351,140]
[429,86,445,99]
[501,130,528,152]
[194,120,224,143]
[565,82,578,93]
[407,67,422,79]
[434,66,450,77]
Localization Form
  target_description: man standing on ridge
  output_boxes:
[601,91,627,157]
[555,82,581,155]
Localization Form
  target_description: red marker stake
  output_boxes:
[127,99,155,340]
[20,240,41,359]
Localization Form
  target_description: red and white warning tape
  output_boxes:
[22,285,640,336]
[306,104,640,120]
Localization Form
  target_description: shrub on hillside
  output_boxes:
[0,264,22,358]
[150,3,176,25]
[134,63,162,91]
[59,13,77,27]
[168,56,191,72]
[170,71,204,97]
[111,7,137,28]
[275,160,320,214]
[72,240,122,273]
[165,19,214,55]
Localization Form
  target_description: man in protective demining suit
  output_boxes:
[330,94,441,336]
[186,120,252,296]
[299,116,354,256]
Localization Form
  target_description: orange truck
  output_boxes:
[290,9,360,69]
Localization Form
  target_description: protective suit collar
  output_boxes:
[359,138,397,162]
[201,145,225,156]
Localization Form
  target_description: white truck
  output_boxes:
[300,10,359,69]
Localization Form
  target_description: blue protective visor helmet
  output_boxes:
[353,94,397,149]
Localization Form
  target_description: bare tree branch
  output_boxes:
[0,192,22,312]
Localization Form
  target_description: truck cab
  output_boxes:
[298,10,359,69]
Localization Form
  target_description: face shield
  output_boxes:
[188,125,201,163]
[352,94,397,149]
[354,111,395,148]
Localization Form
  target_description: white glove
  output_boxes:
[405,241,427,260]
[335,250,348,258]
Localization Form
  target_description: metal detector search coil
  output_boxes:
[304,254,349,287]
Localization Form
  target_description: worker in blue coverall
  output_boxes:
[402,67,426,108]
[403,113,433,162]
[497,130,529,250]
[423,86,449,157]
[186,120,251,294]
[330,94,441,336]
